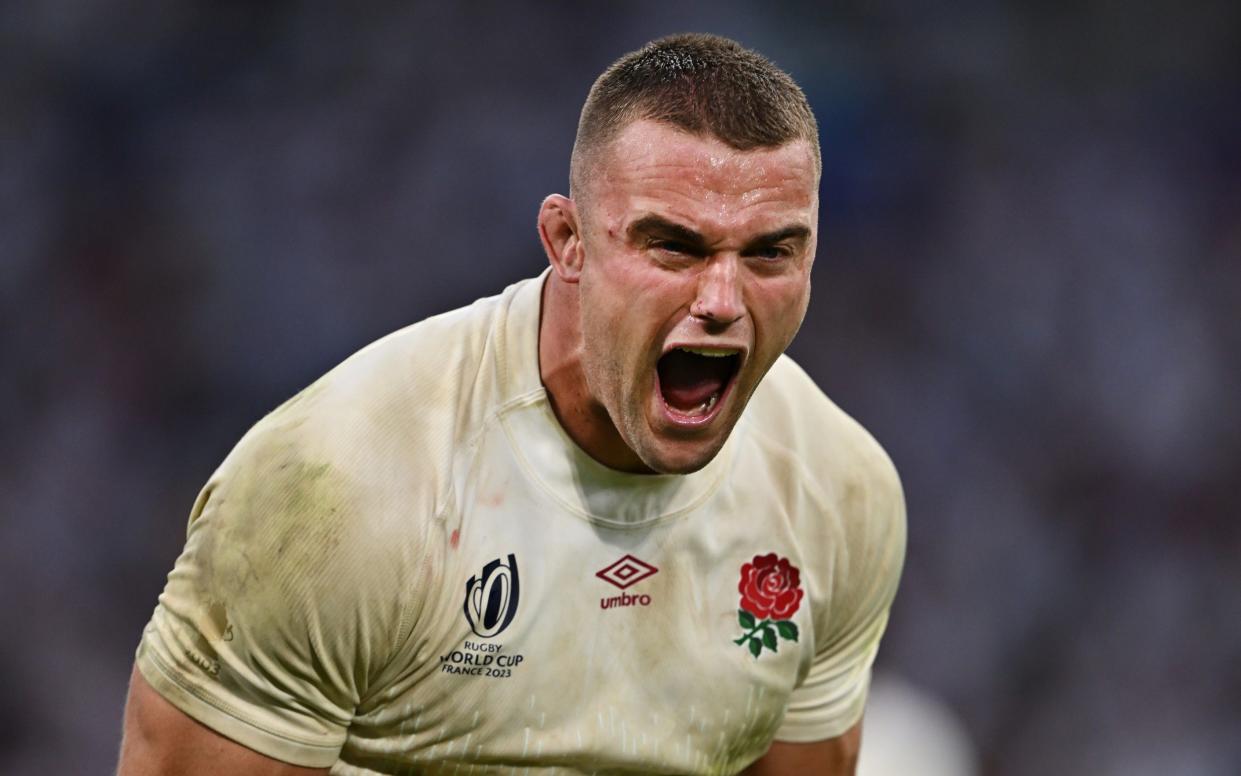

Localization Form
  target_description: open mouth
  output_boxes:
[656,346,742,421]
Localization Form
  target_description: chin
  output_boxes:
[635,435,728,475]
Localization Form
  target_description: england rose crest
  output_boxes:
[734,553,803,657]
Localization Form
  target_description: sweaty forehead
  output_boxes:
[587,120,819,232]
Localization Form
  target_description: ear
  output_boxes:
[537,194,584,283]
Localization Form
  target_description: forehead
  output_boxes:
[591,120,819,234]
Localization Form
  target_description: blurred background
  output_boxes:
[1,1,1238,773]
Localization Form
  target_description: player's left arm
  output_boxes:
[742,720,863,775]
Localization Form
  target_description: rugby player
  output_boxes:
[118,33,905,775]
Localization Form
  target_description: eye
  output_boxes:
[748,244,792,261]
[652,239,692,255]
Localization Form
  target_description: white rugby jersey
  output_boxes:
[137,272,905,774]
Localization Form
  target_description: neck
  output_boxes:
[538,274,652,473]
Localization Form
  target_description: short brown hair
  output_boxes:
[569,33,820,197]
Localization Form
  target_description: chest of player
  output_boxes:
[345,428,817,774]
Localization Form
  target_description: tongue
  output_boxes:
[658,350,731,411]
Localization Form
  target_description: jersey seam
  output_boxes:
[744,421,836,515]
[370,386,498,698]
[376,491,456,702]
[141,647,345,752]
[494,391,726,529]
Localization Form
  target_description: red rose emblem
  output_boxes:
[738,553,804,621]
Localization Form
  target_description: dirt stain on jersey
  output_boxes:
[206,599,233,642]
[189,444,353,644]
[270,461,344,556]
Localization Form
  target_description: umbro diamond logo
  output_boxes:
[595,554,659,589]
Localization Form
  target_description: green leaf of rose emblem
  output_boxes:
[762,626,778,652]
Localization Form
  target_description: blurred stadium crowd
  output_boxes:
[1,2,1237,774]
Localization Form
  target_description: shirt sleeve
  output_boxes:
[136,417,417,767]
[774,443,907,743]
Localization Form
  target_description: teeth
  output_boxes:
[687,392,720,416]
[678,347,736,357]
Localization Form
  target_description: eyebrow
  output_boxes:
[626,214,811,253]
[627,215,711,252]
[744,225,812,250]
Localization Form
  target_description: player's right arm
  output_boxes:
[117,665,328,775]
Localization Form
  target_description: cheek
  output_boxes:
[591,262,681,340]
[580,264,638,338]
[578,269,652,399]
[583,253,643,319]
[748,275,811,348]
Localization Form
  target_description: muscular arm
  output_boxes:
[116,665,330,776]
[742,720,863,776]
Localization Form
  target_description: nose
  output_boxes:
[690,256,744,327]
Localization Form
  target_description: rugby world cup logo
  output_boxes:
[464,554,520,638]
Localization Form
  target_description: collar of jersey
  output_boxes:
[495,271,732,528]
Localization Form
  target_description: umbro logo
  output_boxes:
[596,554,658,610]
[595,554,658,589]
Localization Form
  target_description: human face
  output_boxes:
[575,120,819,474]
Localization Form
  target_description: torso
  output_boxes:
[337,390,817,775]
